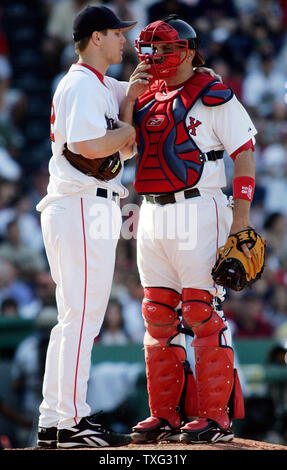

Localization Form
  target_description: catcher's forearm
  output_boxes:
[231,199,252,234]
[233,148,255,179]
[74,126,135,159]
[230,148,255,233]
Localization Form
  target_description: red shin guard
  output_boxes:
[192,334,234,420]
[144,336,186,428]
[142,287,196,428]
[182,288,244,420]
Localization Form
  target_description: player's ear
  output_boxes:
[91,30,102,46]
[187,49,196,64]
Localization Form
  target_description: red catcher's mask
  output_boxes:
[135,20,189,80]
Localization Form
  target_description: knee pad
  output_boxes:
[142,287,181,340]
[181,288,226,337]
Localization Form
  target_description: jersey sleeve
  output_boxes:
[65,79,107,144]
[212,95,257,158]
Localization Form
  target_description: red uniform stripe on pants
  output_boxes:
[73,197,88,424]
[212,197,219,296]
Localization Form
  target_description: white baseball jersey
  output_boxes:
[37,63,129,213]
[185,93,257,190]
[37,63,129,430]
[136,84,258,295]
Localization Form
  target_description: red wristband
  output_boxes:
[233,176,255,202]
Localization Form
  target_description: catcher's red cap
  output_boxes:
[73,6,137,41]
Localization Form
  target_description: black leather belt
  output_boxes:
[96,187,119,201]
[199,150,224,162]
[145,188,200,205]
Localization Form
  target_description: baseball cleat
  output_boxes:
[57,413,132,448]
[37,426,58,449]
[130,416,181,443]
[179,415,234,444]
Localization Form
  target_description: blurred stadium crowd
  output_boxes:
[0,0,287,448]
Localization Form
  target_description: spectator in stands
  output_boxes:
[0,259,35,317]
[0,178,19,212]
[0,219,46,282]
[267,340,287,365]
[257,102,287,148]
[200,0,239,25]
[99,299,131,345]
[263,212,287,260]
[0,297,19,318]
[147,0,201,24]
[20,271,57,321]
[42,0,100,77]
[0,54,27,153]
[0,193,45,254]
[242,51,287,117]
[51,43,78,95]
[104,0,147,44]
[117,272,145,343]
[231,290,274,338]
[260,139,287,216]
[0,147,21,183]
[26,166,50,216]
[34,272,56,308]
[265,285,287,329]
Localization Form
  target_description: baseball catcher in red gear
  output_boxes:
[119,15,253,446]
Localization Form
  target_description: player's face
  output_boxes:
[149,42,190,81]
[101,29,126,64]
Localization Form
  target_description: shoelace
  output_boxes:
[87,412,113,434]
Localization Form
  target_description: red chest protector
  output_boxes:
[133,73,233,195]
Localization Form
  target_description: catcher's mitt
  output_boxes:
[63,144,122,181]
[211,227,266,291]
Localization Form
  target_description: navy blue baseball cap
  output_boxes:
[73,6,137,41]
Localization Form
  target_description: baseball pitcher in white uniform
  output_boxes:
[120,15,260,444]
[36,6,137,449]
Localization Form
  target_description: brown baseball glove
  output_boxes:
[211,227,266,291]
[63,144,122,181]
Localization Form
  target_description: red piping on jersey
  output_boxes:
[73,198,88,425]
[212,196,219,297]
[230,139,254,161]
[77,62,105,84]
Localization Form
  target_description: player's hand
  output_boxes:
[229,221,254,259]
[126,62,153,102]
[194,66,222,83]
[118,121,136,159]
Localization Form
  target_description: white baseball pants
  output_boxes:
[137,188,233,299]
[38,192,121,429]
